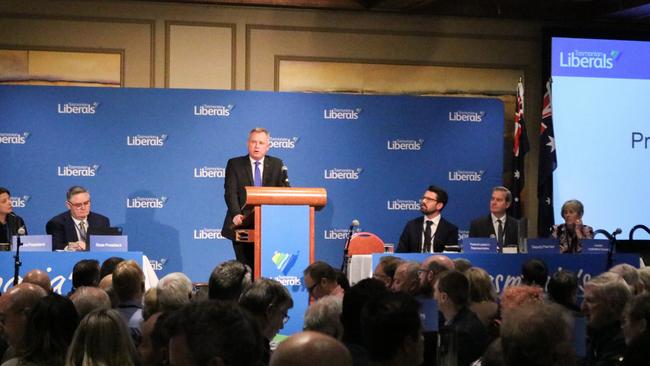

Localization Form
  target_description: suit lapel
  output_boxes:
[65,213,79,242]
[243,156,254,186]
[262,158,272,186]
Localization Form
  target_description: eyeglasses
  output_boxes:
[420,197,438,203]
[68,200,90,209]
[307,282,319,296]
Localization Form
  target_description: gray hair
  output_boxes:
[303,296,344,340]
[156,272,192,312]
[561,199,585,218]
[70,286,111,320]
[66,185,88,200]
[585,272,632,320]
[492,186,512,203]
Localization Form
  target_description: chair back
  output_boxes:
[348,232,385,255]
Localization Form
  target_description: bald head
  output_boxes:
[0,283,47,349]
[419,255,454,298]
[22,269,52,293]
[421,255,455,272]
[270,331,352,366]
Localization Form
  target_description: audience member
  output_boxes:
[620,293,650,365]
[418,255,454,298]
[303,295,343,340]
[21,269,52,293]
[156,272,192,312]
[336,270,350,292]
[304,261,344,300]
[68,259,101,296]
[208,260,252,301]
[582,272,631,366]
[98,274,119,308]
[138,312,169,366]
[270,331,352,366]
[372,256,403,289]
[499,285,544,315]
[100,256,125,280]
[143,287,159,321]
[166,301,262,366]
[547,269,580,313]
[361,292,423,366]
[435,270,489,366]
[520,258,548,288]
[112,260,145,345]
[610,263,643,295]
[454,258,473,273]
[0,283,47,364]
[240,278,294,364]
[637,267,650,293]
[390,261,420,296]
[69,286,111,320]
[466,267,499,328]
[65,309,138,366]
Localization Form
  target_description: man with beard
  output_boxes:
[396,185,458,253]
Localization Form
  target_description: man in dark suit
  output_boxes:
[46,185,110,251]
[396,185,459,253]
[222,128,288,267]
[468,186,520,247]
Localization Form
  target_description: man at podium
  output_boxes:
[222,128,289,267]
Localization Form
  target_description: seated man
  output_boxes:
[390,261,421,296]
[46,185,110,251]
[397,185,458,253]
[304,261,345,300]
[469,186,520,247]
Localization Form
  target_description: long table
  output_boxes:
[0,251,158,294]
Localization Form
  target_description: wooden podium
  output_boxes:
[237,187,327,278]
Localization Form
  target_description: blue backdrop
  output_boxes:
[0,85,503,281]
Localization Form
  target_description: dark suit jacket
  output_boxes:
[221,155,287,240]
[439,306,489,366]
[46,211,110,250]
[0,214,27,244]
[396,216,459,253]
[468,214,519,246]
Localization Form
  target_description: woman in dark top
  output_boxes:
[551,199,593,253]
[0,187,27,245]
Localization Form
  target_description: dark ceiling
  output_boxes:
[146,0,650,25]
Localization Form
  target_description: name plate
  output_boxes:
[12,235,52,252]
[90,235,128,252]
[462,238,498,253]
[582,239,610,253]
[527,238,560,254]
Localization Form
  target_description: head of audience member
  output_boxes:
[499,285,545,316]
[582,272,632,329]
[99,274,119,308]
[372,256,403,289]
[0,187,13,220]
[336,270,350,292]
[434,270,470,321]
[69,286,111,320]
[303,295,343,340]
[638,267,650,293]
[138,312,170,366]
[466,267,497,303]
[610,263,643,295]
[112,260,145,305]
[500,303,575,366]
[390,261,421,296]
[71,259,101,291]
[167,301,262,366]
[521,258,549,288]
[65,185,92,221]
[418,255,454,298]
[453,258,473,273]
[622,293,650,346]
[547,269,579,311]
[21,293,79,366]
[489,186,512,217]
[191,283,209,302]
[341,278,388,345]
[0,283,47,352]
[66,308,138,366]
[208,260,252,301]
[270,331,352,366]
[100,256,125,280]
[22,269,52,293]
[420,185,448,218]
[560,199,585,226]
[248,127,270,161]
[361,292,423,366]
[240,278,294,341]
[156,272,192,312]
[304,261,342,300]
[143,287,160,320]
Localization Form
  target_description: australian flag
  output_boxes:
[510,80,528,219]
[538,78,557,236]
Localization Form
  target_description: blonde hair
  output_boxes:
[466,267,497,302]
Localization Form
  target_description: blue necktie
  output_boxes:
[254,161,262,187]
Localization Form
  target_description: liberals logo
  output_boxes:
[57,165,100,177]
[323,108,361,120]
[324,229,349,240]
[0,132,30,145]
[387,199,420,211]
[57,102,99,114]
[148,258,168,271]
[559,50,619,70]
[387,139,423,151]
[449,111,485,122]
[193,166,225,179]
[272,251,299,275]
[324,168,363,180]
[269,137,299,149]
[10,196,30,208]
[126,134,167,147]
[448,170,484,182]
[126,196,168,209]
[193,104,233,117]
[193,228,225,240]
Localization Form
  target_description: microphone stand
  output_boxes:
[13,229,23,286]
[340,223,357,273]
[629,224,650,240]
[594,229,619,271]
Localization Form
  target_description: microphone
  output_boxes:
[612,228,622,237]
[341,219,360,273]
[281,165,290,187]
[17,226,26,236]
[349,219,360,232]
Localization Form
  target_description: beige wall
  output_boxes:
[0,0,545,232]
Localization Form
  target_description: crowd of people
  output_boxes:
[1,254,650,366]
